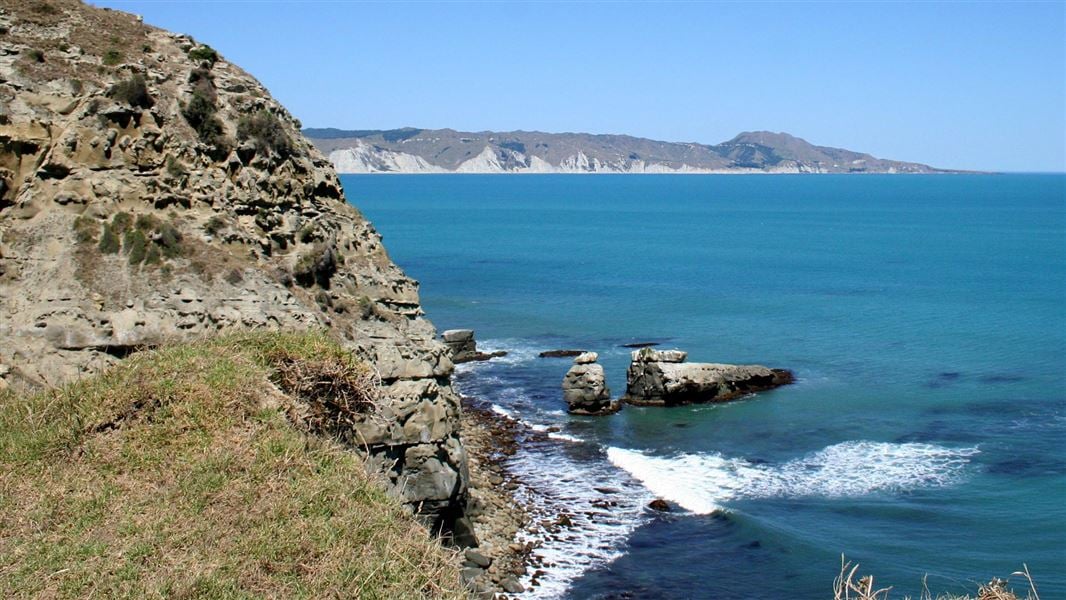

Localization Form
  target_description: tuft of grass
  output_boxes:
[102,48,122,66]
[0,331,467,600]
[97,223,120,254]
[123,228,147,265]
[72,216,97,244]
[834,555,1041,600]
[203,215,227,236]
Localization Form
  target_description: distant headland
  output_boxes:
[304,127,956,174]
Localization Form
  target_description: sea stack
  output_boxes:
[562,352,619,415]
[441,329,506,364]
[622,348,793,406]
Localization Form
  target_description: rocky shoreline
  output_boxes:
[459,399,533,597]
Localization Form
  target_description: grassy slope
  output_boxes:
[0,332,466,599]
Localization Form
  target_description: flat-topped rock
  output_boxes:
[623,349,792,406]
[574,351,599,364]
[440,329,505,364]
[631,348,687,363]
[538,349,585,358]
[442,329,474,343]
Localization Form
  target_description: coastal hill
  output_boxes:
[0,0,493,595]
[305,127,947,174]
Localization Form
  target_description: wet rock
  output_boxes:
[648,498,671,512]
[538,349,585,358]
[622,347,793,406]
[562,352,619,415]
[442,329,506,363]
[500,577,525,593]
[621,341,661,348]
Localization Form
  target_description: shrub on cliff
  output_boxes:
[0,331,467,599]
[237,110,293,158]
[181,69,229,159]
[181,91,228,158]
[187,44,219,65]
[107,73,153,108]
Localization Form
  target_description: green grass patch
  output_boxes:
[0,331,466,599]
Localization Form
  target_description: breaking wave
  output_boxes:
[607,441,980,514]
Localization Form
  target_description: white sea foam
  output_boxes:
[508,444,652,598]
[607,441,980,514]
[475,338,543,365]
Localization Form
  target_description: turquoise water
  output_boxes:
[341,174,1066,599]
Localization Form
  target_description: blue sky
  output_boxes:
[95,1,1064,172]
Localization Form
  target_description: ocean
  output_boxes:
[340,173,1065,599]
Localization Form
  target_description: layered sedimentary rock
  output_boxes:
[622,348,793,406]
[0,0,468,536]
[562,352,618,415]
[441,328,505,364]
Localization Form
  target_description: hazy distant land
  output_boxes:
[305,128,953,174]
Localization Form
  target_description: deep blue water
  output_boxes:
[341,174,1066,599]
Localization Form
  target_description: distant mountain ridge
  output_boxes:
[304,127,949,174]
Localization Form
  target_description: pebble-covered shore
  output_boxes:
[459,400,535,597]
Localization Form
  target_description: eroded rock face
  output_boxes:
[562,352,618,415]
[0,0,468,536]
[622,348,793,406]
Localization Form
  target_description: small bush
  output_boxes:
[293,244,337,288]
[182,89,229,159]
[31,1,58,15]
[98,224,120,254]
[107,74,153,108]
[102,49,122,66]
[203,215,226,235]
[124,229,147,265]
[188,68,217,104]
[224,268,243,285]
[134,214,160,232]
[237,110,292,158]
[187,45,219,65]
[26,49,44,63]
[165,156,185,178]
[72,216,97,244]
[111,212,133,234]
[144,244,162,266]
[157,224,182,258]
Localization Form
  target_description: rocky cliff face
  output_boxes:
[0,0,469,535]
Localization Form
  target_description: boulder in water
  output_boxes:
[622,347,792,406]
[562,352,618,415]
[441,329,506,364]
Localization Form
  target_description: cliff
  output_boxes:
[305,127,951,174]
[0,0,470,539]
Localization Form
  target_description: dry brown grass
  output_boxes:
[835,555,1041,600]
[4,0,153,84]
[0,331,467,600]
